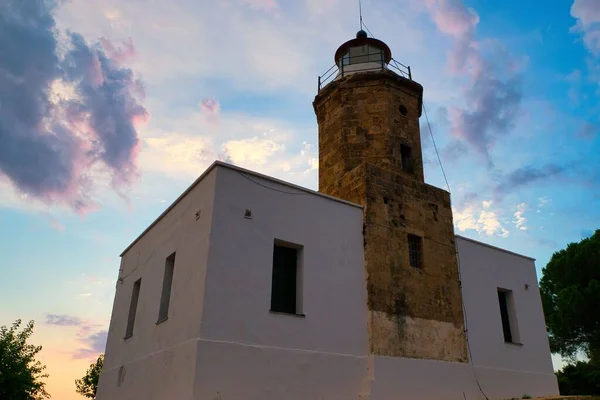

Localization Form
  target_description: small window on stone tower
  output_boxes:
[408,234,423,268]
[270,241,303,315]
[401,144,413,173]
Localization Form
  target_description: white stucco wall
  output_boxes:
[456,235,559,397]
[193,166,369,399]
[97,167,218,400]
[97,162,559,400]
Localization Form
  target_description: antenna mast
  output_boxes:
[359,0,363,30]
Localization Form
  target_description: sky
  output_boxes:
[1,0,600,398]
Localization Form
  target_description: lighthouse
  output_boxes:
[314,30,468,361]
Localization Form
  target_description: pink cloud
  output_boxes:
[425,0,479,37]
[424,0,523,167]
[200,98,221,126]
[99,37,137,65]
[200,98,220,116]
[88,52,104,87]
[0,1,147,215]
[45,315,108,361]
[45,314,83,327]
[73,328,108,361]
[50,218,66,232]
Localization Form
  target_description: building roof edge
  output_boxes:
[120,161,363,256]
[455,234,536,262]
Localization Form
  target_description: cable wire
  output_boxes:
[423,102,451,193]
[362,22,376,39]
[423,100,490,400]
[238,171,309,195]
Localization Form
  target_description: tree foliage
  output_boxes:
[540,229,600,364]
[0,320,49,400]
[556,361,600,395]
[75,354,104,398]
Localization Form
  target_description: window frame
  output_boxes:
[269,239,304,317]
[497,288,521,345]
[407,234,423,269]
[124,278,141,339]
[401,144,413,173]
[157,252,176,324]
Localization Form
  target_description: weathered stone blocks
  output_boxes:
[314,70,468,363]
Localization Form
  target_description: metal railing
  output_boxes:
[318,53,412,92]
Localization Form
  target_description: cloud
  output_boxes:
[0,0,147,213]
[142,134,223,178]
[45,313,107,359]
[513,202,527,231]
[305,0,336,15]
[240,0,279,13]
[88,274,104,285]
[537,196,551,210]
[200,98,221,116]
[455,191,480,209]
[425,0,480,39]
[571,0,600,55]
[137,104,318,188]
[224,137,285,166]
[453,200,510,237]
[577,122,598,139]
[45,314,83,327]
[441,140,468,162]
[98,37,137,64]
[200,98,221,125]
[49,217,66,232]
[493,164,565,198]
[73,329,108,360]
[64,33,149,187]
[424,0,523,167]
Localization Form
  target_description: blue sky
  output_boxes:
[1,0,600,397]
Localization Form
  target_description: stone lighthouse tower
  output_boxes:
[314,31,468,362]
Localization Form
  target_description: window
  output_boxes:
[408,234,422,268]
[157,253,176,323]
[401,144,413,173]
[340,53,350,67]
[270,241,302,315]
[117,366,125,387]
[399,104,408,116]
[497,289,520,343]
[125,279,141,338]
[367,46,384,63]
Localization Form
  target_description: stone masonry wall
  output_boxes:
[314,71,468,362]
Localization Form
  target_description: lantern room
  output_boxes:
[317,30,412,92]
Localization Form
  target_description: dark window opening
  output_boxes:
[158,252,176,323]
[270,243,299,314]
[401,144,413,173]
[117,366,125,387]
[399,104,408,116]
[408,234,423,269]
[498,290,513,343]
[125,279,141,338]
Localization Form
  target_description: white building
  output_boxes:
[97,31,559,400]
